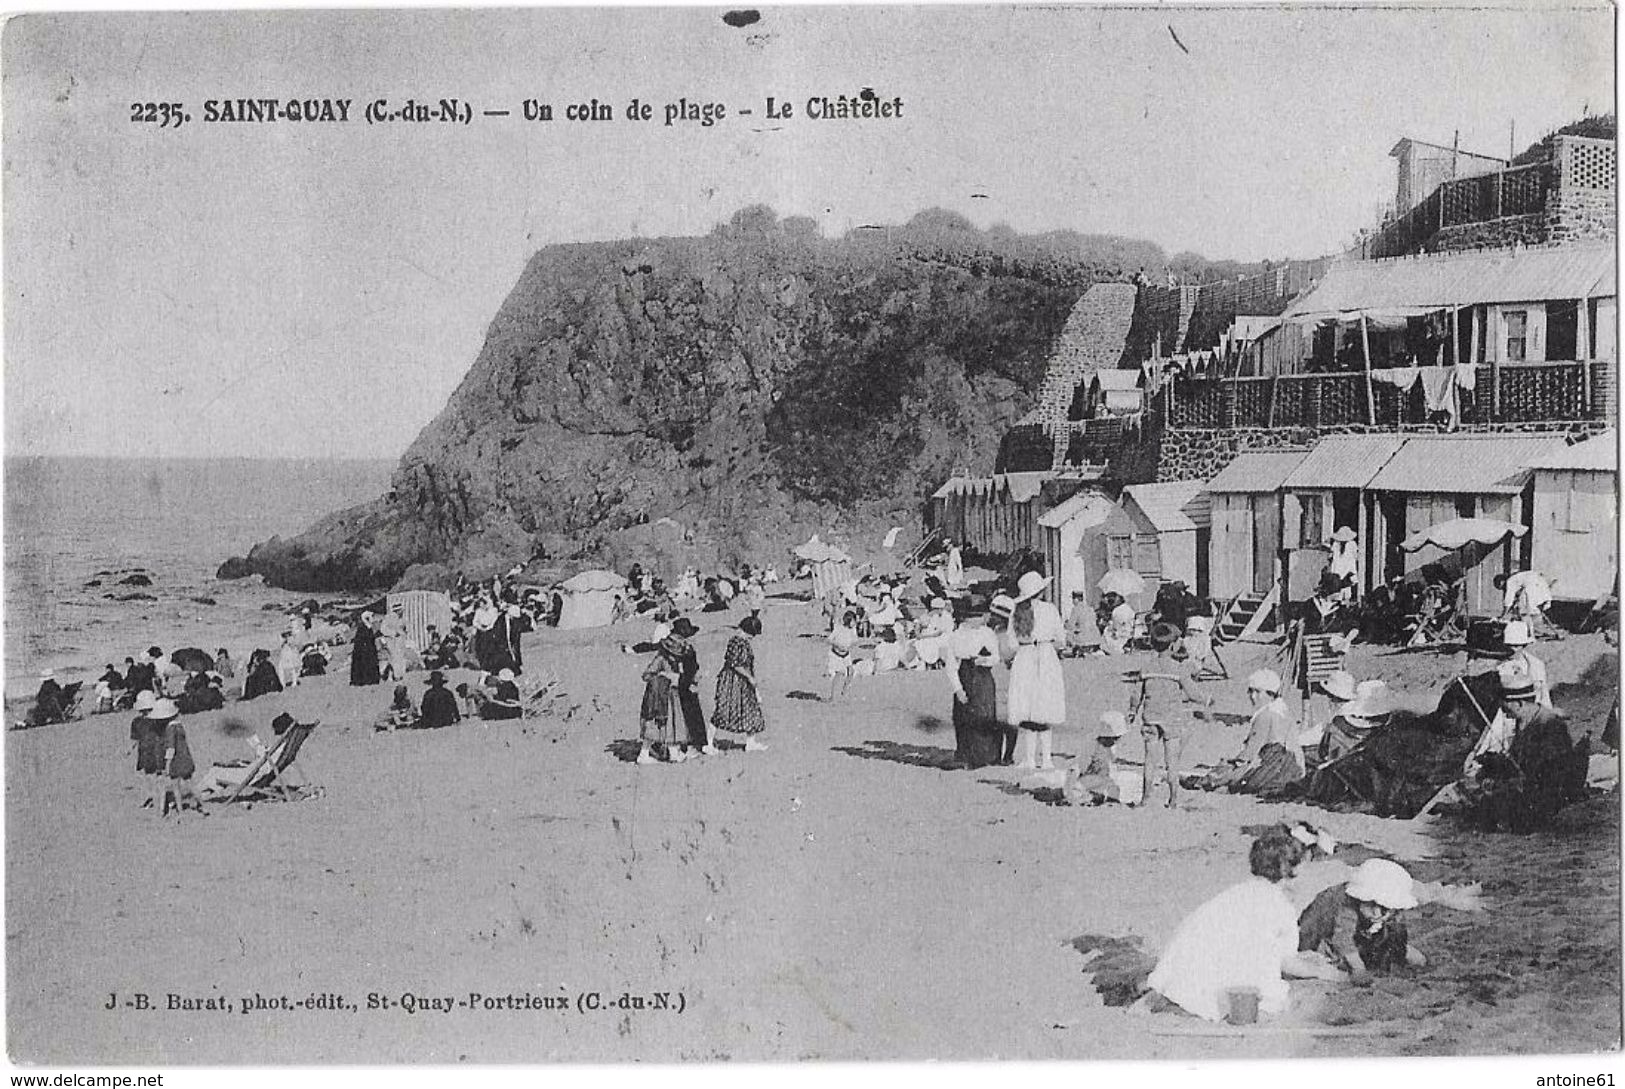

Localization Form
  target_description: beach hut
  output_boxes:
[1035,490,1121,610]
[1526,430,1618,603]
[555,569,628,630]
[1089,370,1145,416]
[1117,482,1212,597]
[1203,450,1310,603]
[385,589,454,653]
[1366,433,1568,614]
[1278,434,1408,599]
[792,537,854,601]
[929,471,1054,556]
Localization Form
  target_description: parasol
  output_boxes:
[170,647,215,673]
[1098,569,1146,596]
[1400,517,1527,554]
[560,569,627,593]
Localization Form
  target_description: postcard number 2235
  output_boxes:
[129,102,188,128]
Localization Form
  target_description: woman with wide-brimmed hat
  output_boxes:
[944,599,1003,768]
[1005,571,1066,770]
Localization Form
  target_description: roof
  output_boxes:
[1528,430,1618,472]
[932,471,1052,503]
[1368,434,1569,495]
[1389,137,1507,164]
[1037,490,1116,529]
[1205,450,1311,493]
[1092,370,1143,391]
[1229,316,1282,341]
[1281,434,1408,490]
[1283,243,1616,322]
[1121,482,1211,532]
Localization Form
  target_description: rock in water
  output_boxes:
[118,574,153,587]
[223,209,1183,591]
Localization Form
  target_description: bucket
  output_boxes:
[1224,987,1260,1026]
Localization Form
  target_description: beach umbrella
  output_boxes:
[1098,569,1146,596]
[560,569,627,593]
[170,647,215,673]
[1400,517,1527,554]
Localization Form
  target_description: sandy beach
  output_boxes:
[7,593,1618,1063]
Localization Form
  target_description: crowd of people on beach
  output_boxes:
[13,522,1613,1032]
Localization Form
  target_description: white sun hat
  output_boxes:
[1318,670,1357,703]
[133,691,158,712]
[1246,668,1283,696]
[1346,858,1417,909]
[1014,571,1051,602]
[148,699,179,721]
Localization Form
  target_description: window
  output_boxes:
[1106,534,1136,571]
[1504,309,1528,362]
[1299,495,1325,548]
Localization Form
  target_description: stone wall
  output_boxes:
[1429,213,1548,252]
[1547,187,1615,243]
[1155,419,1611,484]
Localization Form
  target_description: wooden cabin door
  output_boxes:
[1250,495,1278,594]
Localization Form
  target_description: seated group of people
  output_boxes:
[375,668,524,731]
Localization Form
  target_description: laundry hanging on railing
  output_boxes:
[1369,366,1420,391]
[1418,367,1460,429]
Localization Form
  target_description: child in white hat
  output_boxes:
[1296,858,1427,985]
[1065,712,1133,805]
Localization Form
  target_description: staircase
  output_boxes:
[1016,282,1139,469]
[1215,585,1280,645]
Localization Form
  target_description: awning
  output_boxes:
[1400,517,1527,553]
[1283,242,1616,323]
[1368,434,1568,495]
[1281,435,1408,490]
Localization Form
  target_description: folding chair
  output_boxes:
[224,719,319,804]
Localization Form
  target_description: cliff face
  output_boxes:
[223,209,1173,591]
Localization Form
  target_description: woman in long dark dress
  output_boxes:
[666,618,711,756]
[240,649,283,701]
[945,608,1003,768]
[350,612,381,687]
[713,616,767,751]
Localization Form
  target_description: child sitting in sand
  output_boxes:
[1064,712,1140,805]
[378,684,419,731]
[1297,858,1427,985]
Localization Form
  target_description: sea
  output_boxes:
[3,457,395,701]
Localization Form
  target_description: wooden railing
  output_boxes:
[1163,361,1604,430]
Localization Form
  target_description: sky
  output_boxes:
[2,4,1614,460]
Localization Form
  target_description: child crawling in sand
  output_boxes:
[1297,858,1427,985]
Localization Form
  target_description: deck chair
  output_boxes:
[223,719,319,804]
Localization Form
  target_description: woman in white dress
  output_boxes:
[1005,571,1066,770]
